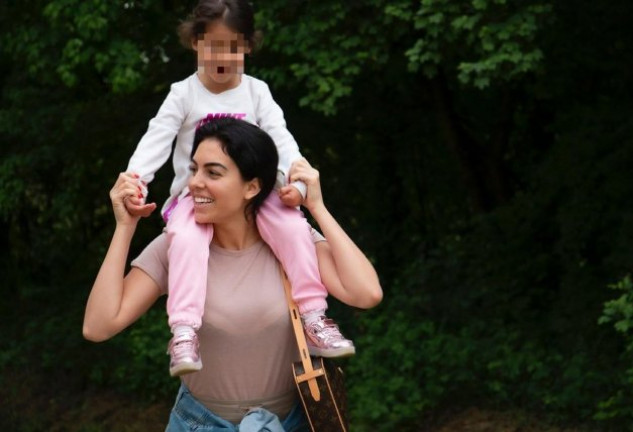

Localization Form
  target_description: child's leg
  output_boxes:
[166,195,213,376]
[256,193,326,313]
[256,193,355,357]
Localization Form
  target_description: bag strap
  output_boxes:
[280,267,325,402]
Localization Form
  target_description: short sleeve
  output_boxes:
[130,233,169,295]
[310,227,326,243]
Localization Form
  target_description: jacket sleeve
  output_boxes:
[126,82,188,185]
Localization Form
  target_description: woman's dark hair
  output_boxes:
[178,0,259,50]
[191,117,278,219]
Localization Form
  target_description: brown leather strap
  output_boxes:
[280,267,324,401]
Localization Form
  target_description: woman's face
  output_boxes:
[188,138,260,225]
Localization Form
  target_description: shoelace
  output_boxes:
[171,338,197,359]
[310,321,345,343]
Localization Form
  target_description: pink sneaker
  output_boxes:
[167,333,202,377]
[303,315,356,358]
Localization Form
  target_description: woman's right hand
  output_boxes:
[110,173,156,225]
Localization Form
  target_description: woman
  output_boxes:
[83,117,382,431]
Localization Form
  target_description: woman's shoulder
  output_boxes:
[130,232,169,293]
[131,231,169,263]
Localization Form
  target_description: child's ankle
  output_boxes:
[172,324,196,337]
[301,309,326,324]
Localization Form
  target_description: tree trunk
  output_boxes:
[428,72,512,212]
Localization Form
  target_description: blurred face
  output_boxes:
[194,20,249,92]
[188,138,260,225]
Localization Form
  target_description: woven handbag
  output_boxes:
[280,269,349,432]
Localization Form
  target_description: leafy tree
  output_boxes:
[256,0,554,212]
[3,0,633,430]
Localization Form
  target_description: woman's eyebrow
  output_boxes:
[203,162,228,171]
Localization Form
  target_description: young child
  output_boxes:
[125,0,354,377]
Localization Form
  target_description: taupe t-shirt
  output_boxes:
[131,233,302,420]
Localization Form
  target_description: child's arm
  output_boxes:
[252,80,307,205]
[83,173,161,342]
[125,82,188,216]
[290,159,383,309]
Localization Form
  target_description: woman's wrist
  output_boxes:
[114,221,138,238]
[306,201,329,222]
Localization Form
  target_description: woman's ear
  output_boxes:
[244,178,261,200]
[191,37,199,51]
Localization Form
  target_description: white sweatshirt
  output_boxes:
[126,73,305,212]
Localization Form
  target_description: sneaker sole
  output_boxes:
[307,345,356,358]
[169,361,203,377]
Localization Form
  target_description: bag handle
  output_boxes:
[280,267,325,402]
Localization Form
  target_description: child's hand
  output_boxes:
[279,185,304,207]
[111,173,157,225]
[124,196,157,218]
[123,177,156,218]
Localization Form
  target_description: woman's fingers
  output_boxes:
[111,173,144,205]
[290,163,319,185]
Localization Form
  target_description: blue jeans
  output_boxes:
[166,384,310,432]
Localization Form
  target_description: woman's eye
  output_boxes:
[207,170,220,177]
[230,40,238,53]
[189,165,197,174]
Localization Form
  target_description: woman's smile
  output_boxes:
[193,196,215,205]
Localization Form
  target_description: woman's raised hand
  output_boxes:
[288,158,324,214]
[110,173,156,225]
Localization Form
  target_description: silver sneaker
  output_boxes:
[167,333,202,377]
[303,316,355,358]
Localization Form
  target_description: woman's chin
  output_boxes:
[193,212,211,224]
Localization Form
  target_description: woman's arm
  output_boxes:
[83,173,161,342]
[289,159,383,309]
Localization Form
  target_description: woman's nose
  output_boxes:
[189,171,203,189]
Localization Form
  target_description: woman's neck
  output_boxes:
[211,218,261,250]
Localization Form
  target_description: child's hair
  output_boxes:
[178,0,259,50]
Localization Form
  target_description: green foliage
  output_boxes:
[91,304,177,400]
[596,276,633,427]
[600,276,633,334]
[254,0,552,114]
[2,0,633,430]
[1,1,186,93]
[390,0,552,87]
[348,253,610,431]
[342,93,633,430]
[255,1,385,114]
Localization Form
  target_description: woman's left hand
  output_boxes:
[288,158,324,214]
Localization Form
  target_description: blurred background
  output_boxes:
[2,1,633,431]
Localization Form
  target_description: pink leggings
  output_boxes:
[165,193,328,330]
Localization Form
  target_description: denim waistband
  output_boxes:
[167,384,309,432]
[195,390,297,424]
